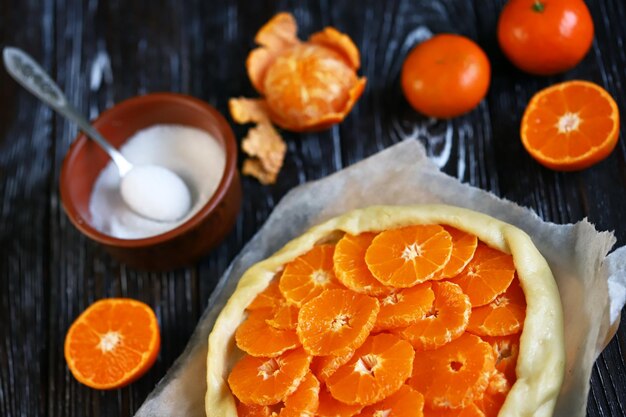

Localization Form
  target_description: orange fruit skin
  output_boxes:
[366,225,453,288]
[467,278,526,337]
[64,298,160,390]
[235,309,300,357]
[409,334,495,410]
[401,34,490,118]
[497,0,594,75]
[357,385,425,417]
[327,333,415,406]
[297,289,379,356]
[228,348,312,406]
[521,80,620,171]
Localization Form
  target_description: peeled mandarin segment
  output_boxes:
[357,385,425,417]
[450,243,515,307]
[236,309,300,357]
[423,403,485,417]
[473,371,510,417]
[297,289,379,356]
[480,334,520,384]
[334,233,392,296]
[365,225,453,288]
[311,350,354,383]
[408,333,495,410]
[398,281,470,351]
[374,283,435,332]
[263,44,359,131]
[280,371,320,417]
[467,278,526,337]
[435,227,478,279]
[318,388,364,417]
[228,348,312,406]
[521,80,620,171]
[280,245,340,307]
[64,298,160,389]
[309,27,361,69]
[327,333,415,406]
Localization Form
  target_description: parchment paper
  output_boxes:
[135,139,626,417]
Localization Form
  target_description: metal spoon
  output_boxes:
[3,47,192,222]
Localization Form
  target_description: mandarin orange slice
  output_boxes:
[236,402,280,417]
[318,388,364,417]
[423,403,485,417]
[398,281,471,351]
[327,333,415,406]
[280,245,341,307]
[408,333,495,409]
[247,279,300,330]
[297,289,379,356]
[235,309,300,357]
[228,348,311,406]
[365,225,453,288]
[450,243,515,307]
[245,12,366,132]
[334,232,392,296]
[248,278,284,311]
[311,350,354,383]
[64,298,160,390]
[467,278,526,337]
[474,371,510,417]
[357,385,425,417]
[280,371,320,417]
[374,283,435,332]
[481,334,520,384]
[435,227,478,279]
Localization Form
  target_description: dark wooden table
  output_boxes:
[1,0,625,416]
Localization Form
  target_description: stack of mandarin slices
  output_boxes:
[207,206,564,417]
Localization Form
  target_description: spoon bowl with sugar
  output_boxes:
[2,47,192,223]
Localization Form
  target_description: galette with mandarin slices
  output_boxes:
[206,205,565,417]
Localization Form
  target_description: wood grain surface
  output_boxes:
[1,0,625,416]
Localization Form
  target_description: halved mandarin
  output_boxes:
[358,385,425,417]
[398,281,471,351]
[228,347,312,406]
[434,227,478,279]
[450,242,515,307]
[408,333,495,409]
[365,225,453,288]
[423,403,485,417]
[297,289,379,356]
[247,278,299,330]
[374,283,435,332]
[235,309,300,357]
[280,371,320,417]
[245,12,366,132]
[481,334,520,384]
[467,278,526,337]
[280,245,341,307]
[318,388,363,417]
[334,232,392,296]
[327,333,415,406]
[311,350,354,383]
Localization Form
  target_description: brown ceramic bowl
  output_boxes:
[60,93,241,270]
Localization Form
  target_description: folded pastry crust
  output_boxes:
[205,205,565,417]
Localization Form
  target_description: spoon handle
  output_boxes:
[3,47,132,176]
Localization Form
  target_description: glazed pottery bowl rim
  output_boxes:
[60,92,238,248]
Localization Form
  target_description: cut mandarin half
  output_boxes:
[434,227,478,279]
[467,278,526,337]
[228,347,311,406]
[236,309,300,357]
[311,350,354,383]
[450,242,515,307]
[297,289,379,356]
[334,232,392,296]
[248,278,299,331]
[365,225,453,288]
[358,385,425,417]
[280,245,341,307]
[64,298,160,390]
[318,388,364,417]
[327,333,415,406]
[409,333,495,410]
[398,281,471,351]
[521,80,620,171]
[245,12,366,132]
[481,334,520,384]
[374,283,435,332]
